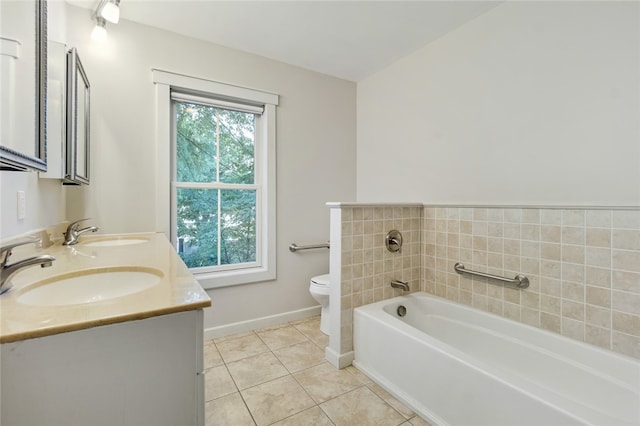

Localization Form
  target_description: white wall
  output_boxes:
[62,5,356,329]
[357,2,640,206]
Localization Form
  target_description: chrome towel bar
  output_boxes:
[454,262,529,289]
[289,242,330,253]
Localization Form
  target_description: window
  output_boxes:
[153,70,278,289]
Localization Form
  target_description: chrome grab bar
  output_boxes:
[289,242,330,253]
[454,262,529,289]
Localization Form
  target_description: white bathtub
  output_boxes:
[353,292,640,426]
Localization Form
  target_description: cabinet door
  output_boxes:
[1,310,203,426]
[64,47,90,185]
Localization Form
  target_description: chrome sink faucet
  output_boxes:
[0,239,56,294]
[63,218,99,246]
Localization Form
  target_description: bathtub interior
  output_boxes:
[355,293,640,426]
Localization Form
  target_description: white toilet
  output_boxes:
[309,274,330,335]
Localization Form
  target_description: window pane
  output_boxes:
[218,109,255,184]
[176,188,218,268]
[175,102,217,183]
[220,189,256,265]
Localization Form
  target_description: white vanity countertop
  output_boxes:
[0,232,211,343]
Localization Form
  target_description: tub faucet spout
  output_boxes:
[390,279,410,291]
[0,239,55,294]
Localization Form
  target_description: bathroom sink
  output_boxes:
[16,267,163,306]
[82,237,150,247]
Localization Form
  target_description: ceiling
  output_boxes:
[72,1,502,81]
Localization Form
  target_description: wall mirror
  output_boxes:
[64,47,90,185]
[0,0,47,171]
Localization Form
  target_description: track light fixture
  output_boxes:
[91,16,107,42]
[91,0,121,42]
[100,0,120,24]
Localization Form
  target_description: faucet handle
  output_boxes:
[67,218,92,231]
[0,237,41,264]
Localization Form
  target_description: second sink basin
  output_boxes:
[82,236,150,247]
[16,267,163,306]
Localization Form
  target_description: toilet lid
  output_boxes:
[311,274,330,286]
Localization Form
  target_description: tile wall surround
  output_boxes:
[337,204,423,354]
[333,203,640,362]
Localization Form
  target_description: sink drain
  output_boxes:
[397,305,407,317]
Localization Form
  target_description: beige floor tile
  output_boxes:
[241,376,316,426]
[293,362,363,403]
[204,341,224,369]
[409,415,433,426]
[214,331,255,343]
[257,325,309,350]
[344,365,374,385]
[205,392,255,426]
[216,333,269,363]
[320,386,405,426]
[227,352,289,390]
[273,340,327,373]
[367,382,414,419]
[294,317,329,348]
[205,365,237,401]
[271,406,334,426]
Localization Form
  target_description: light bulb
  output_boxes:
[100,0,120,24]
[91,18,107,43]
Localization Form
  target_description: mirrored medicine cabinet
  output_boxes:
[40,42,90,185]
[0,0,47,171]
[64,47,90,185]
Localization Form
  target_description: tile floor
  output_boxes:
[204,316,431,426]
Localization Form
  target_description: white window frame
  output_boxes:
[153,70,278,289]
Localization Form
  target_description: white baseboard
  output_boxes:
[325,346,354,369]
[204,305,321,340]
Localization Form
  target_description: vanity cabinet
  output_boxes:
[1,310,205,426]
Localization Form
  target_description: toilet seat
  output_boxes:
[311,274,330,286]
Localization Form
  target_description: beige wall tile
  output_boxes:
[562,300,585,321]
[541,312,561,333]
[562,281,585,302]
[586,210,611,228]
[586,304,611,328]
[562,318,585,341]
[612,311,640,337]
[586,266,611,288]
[585,247,611,269]
[562,226,585,245]
[585,325,611,350]
[612,229,640,251]
[586,285,611,308]
[563,210,585,227]
[562,245,585,264]
[612,249,640,273]
[541,225,561,243]
[612,211,640,230]
[586,228,611,248]
[540,294,561,315]
[612,270,640,293]
[612,332,640,358]
[612,290,640,315]
[541,209,562,225]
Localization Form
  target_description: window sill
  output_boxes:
[194,266,276,290]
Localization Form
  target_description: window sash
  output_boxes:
[171,95,262,274]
